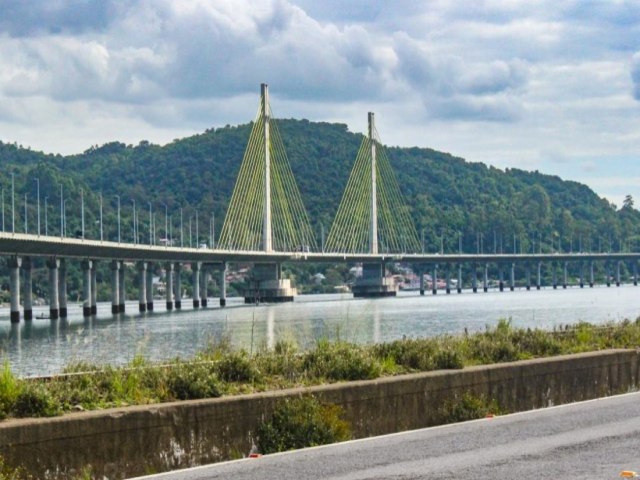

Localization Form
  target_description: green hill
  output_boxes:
[1,118,638,254]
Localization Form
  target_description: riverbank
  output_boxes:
[2,319,640,420]
[1,348,637,479]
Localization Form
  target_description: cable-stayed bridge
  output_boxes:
[1,84,638,322]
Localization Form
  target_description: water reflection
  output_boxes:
[1,286,638,377]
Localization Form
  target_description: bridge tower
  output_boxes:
[326,112,420,297]
[219,84,316,303]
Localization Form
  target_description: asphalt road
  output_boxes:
[131,392,640,480]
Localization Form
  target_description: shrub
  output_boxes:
[438,392,503,423]
[216,351,260,383]
[302,340,381,381]
[257,396,351,454]
[13,383,59,418]
[0,362,21,419]
[0,455,32,480]
[167,363,221,400]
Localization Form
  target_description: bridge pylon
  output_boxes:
[219,84,315,302]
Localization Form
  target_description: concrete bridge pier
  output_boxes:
[137,262,147,312]
[350,262,395,299]
[606,262,611,287]
[589,261,594,288]
[510,263,515,291]
[165,263,173,311]
[634,262,638,286]
[483,264,488,292]
[579,262,585,288]
[47,257,60,320]
[431,264,437,295]
[526,264,531,291]
[552,263,558,290]
[536,262,542,290]
[498,266,504,292]
[616,261,621,287]
[563,262,568,289]
[118,262,125,313]
[8,257,21,323]
[200,267,208,307]
[419,266,425,296]
[472,264,478,293]
[59,259,67,318]
[220,262,227,307]
[146,264,154,311]
[245,262,300,302]
[457,264,462,293]
[90,262,97,315]
[174,263,182,309]
[192,262,201,308]
[22,257,33,321]
[81,260,92,317]
[111,261,120,314]
[445,267,451,294]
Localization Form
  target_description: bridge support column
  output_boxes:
[200,267,208,307]
[589,261,594,288]
[580,262,585,288]
[90,262,97,315]
[22,257,33,321]
[174,263,182,309]
[220,262,227,307]
[552,264,558,290]
[118,262,125,313]
[606,262,611,287]
[510,263,515,291]
[457,264,462,293]
[431,265,437,295]
[499,266,504,292]
[526,264,531,291]
[81,260,92,317]
[165,263,173,311]
[616,261,621,287]
[634,262,638,287]
[59,259,67,318]
[419,267,425,296]
[483,264,488,293]
[351,262,395,299]
[192,262,201,308]
[8,257,21,323]
[472,264,478,293]
[137,262,147,312]
[446,268,451,294]
[536,262,541,290]
[47,257,60,320]
[563,262,568,289]
[111,261,120,314]
[146,264,154,311]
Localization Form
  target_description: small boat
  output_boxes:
[36,313,51,320]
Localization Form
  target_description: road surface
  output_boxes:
[131,392,640,479]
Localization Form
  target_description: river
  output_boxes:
[1,285,639,377]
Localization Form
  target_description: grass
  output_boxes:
[1,318,640,420]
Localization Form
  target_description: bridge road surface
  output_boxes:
[131,392,640,480]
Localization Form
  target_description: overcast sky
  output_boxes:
[0,0,639,207]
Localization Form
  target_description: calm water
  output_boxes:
[1,285,638,377]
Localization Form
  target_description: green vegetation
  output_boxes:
[257,396,351,454]
[438,393,504,423]
[1,319,640,421]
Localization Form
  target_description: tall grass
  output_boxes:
[1,319,640,421]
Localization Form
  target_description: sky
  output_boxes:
[0,0,639,208]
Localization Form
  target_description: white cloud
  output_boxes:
[0,0,638,204]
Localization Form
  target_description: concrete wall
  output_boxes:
[0,349,637,479]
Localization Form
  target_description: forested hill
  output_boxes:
[0,119,638,253]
